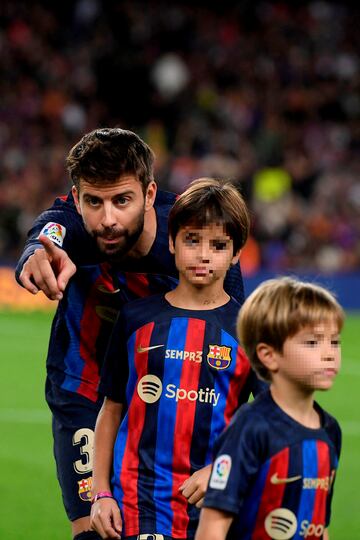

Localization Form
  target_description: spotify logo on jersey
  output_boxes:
[264,508,298,540]
[137,375,163,403]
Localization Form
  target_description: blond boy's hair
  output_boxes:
[237,277,345,382]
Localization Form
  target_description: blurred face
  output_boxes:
[275,321,341,392]
[72,175,156,259]
[169,223,239,287]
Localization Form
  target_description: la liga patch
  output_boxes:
[38,222,66,247]
[209,454,232,490]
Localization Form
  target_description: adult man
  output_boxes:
[16,128,245,540]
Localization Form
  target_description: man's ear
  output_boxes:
[71,185,81,215]
[168,235,175,255]
[256,343,279,374]
[231,249,241,266]
[144,181,157,211]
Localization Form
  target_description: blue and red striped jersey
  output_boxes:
[100,294,257,538]
[15,190,245,403]
[204,390,341,540]
[47,265,177,401]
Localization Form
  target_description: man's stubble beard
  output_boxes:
[92,211,145,263]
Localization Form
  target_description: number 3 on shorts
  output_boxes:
[72,428,94,473]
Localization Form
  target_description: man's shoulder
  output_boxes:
[22,191,86,249]
[154,190,177,218]
[155,189,177,206]
[49,191,77,211]
[146,190,177,273]
[37,192,82,225]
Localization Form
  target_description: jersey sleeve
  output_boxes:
[224,261,245,306]
[14,194,98,283]
[203,408,267,515]
[99,309,129,404]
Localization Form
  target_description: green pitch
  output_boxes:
[0,310,359,539]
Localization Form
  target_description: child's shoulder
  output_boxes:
[209,296,242,332]
[119,293,170,337]
[315,401,342,451]
[227,389,274,433]
[214,390,274,456]
[317,403,340,428]
[122,293,166,318]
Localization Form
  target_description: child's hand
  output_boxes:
[179,464,212,508]
[90,497,122,539]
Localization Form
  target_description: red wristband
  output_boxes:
[91,491,114,504]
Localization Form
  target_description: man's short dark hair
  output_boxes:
[66,128,155,192]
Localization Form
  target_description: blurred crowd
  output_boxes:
[1,0,359,274]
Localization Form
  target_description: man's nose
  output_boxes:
[101,203,117,228]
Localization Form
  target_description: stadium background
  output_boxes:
[0,1,359,538]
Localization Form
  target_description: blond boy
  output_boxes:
[196,277,344,540]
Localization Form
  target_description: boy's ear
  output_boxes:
[168,235,175,255]
[231,249,241,266]
[72,185,81,215]
[256,343,279,373]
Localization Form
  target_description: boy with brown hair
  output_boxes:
[196,277,344,540]
[90,178,260,540]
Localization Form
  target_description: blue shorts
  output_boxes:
[46,378,103,521]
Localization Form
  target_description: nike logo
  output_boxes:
[137,344,165,354]
[270,473,302,485]
[96,285,121,294]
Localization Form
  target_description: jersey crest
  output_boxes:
[77,476,92,502]
[207,344,232,370]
